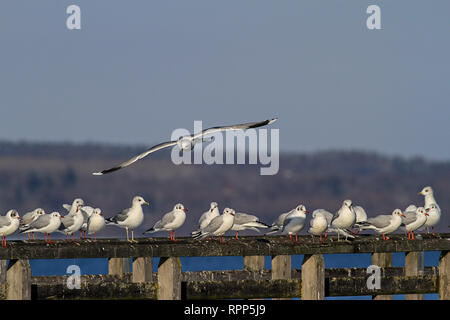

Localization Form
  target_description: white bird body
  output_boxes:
[20,208,45,230]
[193,202,220,234]
[21,212,62,235]
[419,186,439,209]
[281,205,308,236]
[106,196,149,242]
[354,206,367,223]
[424,203,441,228]
[145,203,187,233]
[358,209,405,236]
[401,207,428,232]
[59,198,85,236]
[308,211,328,236]
[0,210,21,237]
[192,208,236,241]
[87,208,105,235]
[331,200,356,230]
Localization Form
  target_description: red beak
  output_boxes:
[305,210,310,214]
[184,209,188,212]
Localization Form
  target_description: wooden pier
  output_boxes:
[0,233,449,300]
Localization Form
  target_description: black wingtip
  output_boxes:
[93,166,122,176]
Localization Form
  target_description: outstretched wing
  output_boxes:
[93,141,177,175]
[192,118,277,140]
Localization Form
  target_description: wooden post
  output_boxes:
[371,252,392,300]
[244,256,265,272]
[0,260,6,300]
[108,258,130,275]
[439,250,450,300]
[405,251,424,300]
[132,257,153,283]
[6,259,31,300]
[301,254,325,300]
[157,257,181,300]
[272,255,291,300]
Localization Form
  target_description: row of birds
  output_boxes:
[0,186,443,247]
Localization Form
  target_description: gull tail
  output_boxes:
[143,227,157,234]
[265,225,281,235]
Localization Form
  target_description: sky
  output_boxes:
[0,0,449,160]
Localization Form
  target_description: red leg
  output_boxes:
[235,231,239,240]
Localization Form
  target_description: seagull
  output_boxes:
[266,207,297,235]
[86,208,105,241]
[418,186,441,233]
[423,203,441,235]
[331,200,357,241]
[58,198,85,242]
[400,207,429,240]
[93,118,278,175]
[19,212,62,244]
[191,202,220,235]
[281,205,309,242]
[308,210,329,243]
[20,208,45,240]
[105,196,149,242]
[418,186,440,209]
[0,210,21,247]
[356,209,406,240]
[230,212,270,239]
[350,205,368,234]
[192,208,236,243]
[79,206,95,239]
[312,208,355,240]
[143,203,188,241]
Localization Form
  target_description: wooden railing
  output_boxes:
[0,233,449,300]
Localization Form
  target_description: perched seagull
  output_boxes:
[308,210,329,243]
[281,205,309,242]
[423,203,441,235]
[357,209,406,240]
[0,210,22,247]
[331,200,357,241]
[418,186,440,209]
[266,207,297,235]
[313,208,355,240]
[86,208,105,240]
[400,207,429,240]
[105,196,149,242]
[93,118,277,175]
[58,198,85,242]
[192,208,235,243]
[418,186,441,233]
[144,203,188,241]
[20,212,62,244]
[20,208,45,240]
[230,212,270,239]
[350,205,368,234]
[191,202,220,235]
[79,206,95,239]
[404,204,418,213]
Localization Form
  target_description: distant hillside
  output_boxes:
[0,141,448,238]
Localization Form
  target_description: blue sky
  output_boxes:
[1,0,449,159]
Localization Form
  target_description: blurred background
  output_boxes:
[0,0,449,238]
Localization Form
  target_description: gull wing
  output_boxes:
[192,118,277,140]
[93,141,177,175]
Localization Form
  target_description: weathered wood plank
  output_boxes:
[0,260,6,300]
[439,250,450,300]
[301,254,325,300]
[132,257,153,283]
[0,234,449,259]
[6,259,31,300]
[243,256,265,272]
[405,251,424,300]
[108,258,130,275]
[157,257,181,300]
[371,252,392,300]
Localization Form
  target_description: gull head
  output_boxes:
[224,208,235,216]
[51,212,61,219]
[426,203,438,212]
[36,208,45,216]
[6,210,20,221]
[418,186,433,196]
[210,202,218,210]
[174,203,188,213]
[392,209,405,217]
[417,207,428,217]
[93,208,102,216]
[343,199,353,208]
[72,198,85,211]
[133,196,150,206]
[295,205,309,214]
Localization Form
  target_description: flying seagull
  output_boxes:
[93,118,277,175]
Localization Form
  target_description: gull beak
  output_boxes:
[144,202,150,206]
[305,210,310,214]
[18,217,23,220]
[425,213,429,216]
[184,209,188,212]
[418,192,423,195]
[426,208,430,212]
[401,214,406,217]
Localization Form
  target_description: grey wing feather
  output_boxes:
[401,212,417,225]
[234,213,258,225]
[202,216,224,233]
[192,118,277,140]
[93,141,177,175]
[60,215,75,229]
[366,215,392,228]
[155,211,177,229]
[0,217,11,228]
[29,215,51,230]
[108,208,131,223]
